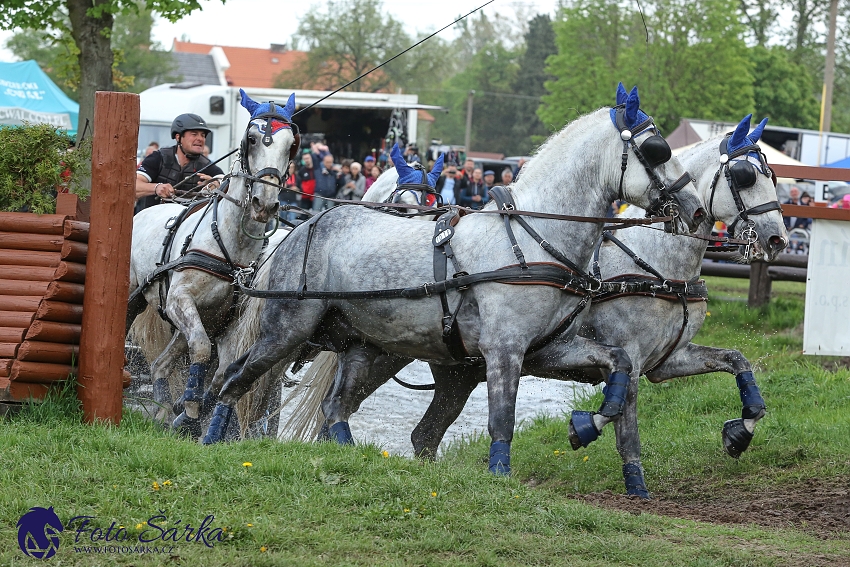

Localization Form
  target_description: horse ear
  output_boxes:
[427,154,444,187]
[750,117,768,143]
[282,93,296,120]
[729,114,752,150]
[392,144,415,180]
[616,82,628,105]
[624,86,640,126]
[239,88,260,116]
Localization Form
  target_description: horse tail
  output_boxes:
[278,351,337,441]
[127,305,172,365]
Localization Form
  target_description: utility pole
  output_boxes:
[819,0,839,163]
[464,90,475,158]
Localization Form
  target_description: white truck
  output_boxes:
[138,83,443,169]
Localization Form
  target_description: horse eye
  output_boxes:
[248,136,258,145]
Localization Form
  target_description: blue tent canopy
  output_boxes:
[0,60,79,137]
[824,155,850,169]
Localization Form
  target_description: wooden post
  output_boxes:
[77,92,139,424]
[748,261,772,308]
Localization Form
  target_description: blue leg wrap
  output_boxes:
[153,377,170,404]
[173,362,207,415]
[488,441,511,476]
[569,410,600,450]
[736,372,765,419]
[202,403,234,445]
[623,463,650,499]
[598,371,630,418]
[329,422,354,445]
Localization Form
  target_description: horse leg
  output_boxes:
[523,336,633,452]
[645,343,764,459]
[167,293,214,439]
[148,331,188,424]
[412,363,485,459]
[319,342,386,445]
[481,347,525,476]
[204,304,325,444]
[611,369,649,498]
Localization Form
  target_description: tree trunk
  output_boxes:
[66,0,115,140]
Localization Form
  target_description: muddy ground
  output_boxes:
[563,476,850,540]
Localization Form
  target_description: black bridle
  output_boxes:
[708,135,782,248]
[389,162,443,207]
[611,105,695,224]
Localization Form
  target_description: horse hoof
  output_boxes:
[488,441,511,476]
[722,418,753,459]
[623,463,651,499]
[569,411,600,450]
[329,422,354,445]
[172,394,185,416]
[172,412,202,439]
[316,422,331,442]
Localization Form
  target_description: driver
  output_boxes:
[135,113,224,212]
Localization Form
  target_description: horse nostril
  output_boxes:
[769,235,786,250]
[693,208,706,220]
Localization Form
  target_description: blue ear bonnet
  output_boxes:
[610,83,650,129]
[391,143,444,187]
[240,88,295,121]
[726,113,768,156]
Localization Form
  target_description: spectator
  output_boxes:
[501,168,513,186]
[314,154,341,211]
[135,113,223,213]
[791,191,813,230]
[435,164,460,205]
[783,185,802,229]
[483,170,495,190]
[405,144,421,164]
[279,161,300,223]
[461,158,475,183]
[144,141,159,157]
[460,168,488,210]
[364,154,376,170]
[339,161,366,201]
[365,165,381,190]
[297,152,316,214]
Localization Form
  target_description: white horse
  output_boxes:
[127,89,299,437]
[407,114,789,496]
[201,85,705,478]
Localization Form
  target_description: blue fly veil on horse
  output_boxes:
[239,88,300,161]
[389,143,445,206]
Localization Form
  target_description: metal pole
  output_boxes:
[464,90,475,157]
[821,0,839,157]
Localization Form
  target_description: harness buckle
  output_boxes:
[423,283,432,298]
[232,263,257,288]
[502,203,515,211]
[539,239,550,249]
[660,280,672,292]
[453,271,470,291]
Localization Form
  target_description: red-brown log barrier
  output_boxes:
[0,214,89,402]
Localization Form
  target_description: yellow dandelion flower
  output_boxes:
[260,546,268,553]
[136,523,144,530]
[553,450,560,455]
[162,480,172,486]
[152,482,160,491]
[706,311,711,317]
[381,450,389,458]
[431,492,437,497]
[243,462,253,467]
[403,508,410,513]
[583,455,589,462]
[113,485,117,489]
[514,495,520,499]
[247,523,253,527]
[223,527,228,533]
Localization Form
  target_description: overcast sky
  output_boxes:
[0,0,559,62]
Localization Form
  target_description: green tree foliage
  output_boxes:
[541,0,755,134]
[5,4,175,99]
[0,123,91,213]
[749,45,820,129]
[0,1,219,137]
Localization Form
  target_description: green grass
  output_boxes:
[1,278,849,566]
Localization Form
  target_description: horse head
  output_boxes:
[237,88,299,223]
[380,144,444,208]
[698,114,788,261]
[611,84,705,233]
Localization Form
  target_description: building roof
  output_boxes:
[173,40,306,88]
[170,52,222,85]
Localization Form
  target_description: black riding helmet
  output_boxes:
[171,113,212,139]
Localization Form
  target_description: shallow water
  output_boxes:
[288,359,596,456]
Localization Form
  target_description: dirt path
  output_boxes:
[564,477,850,540]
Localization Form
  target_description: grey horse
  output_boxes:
[202,85,705,477]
